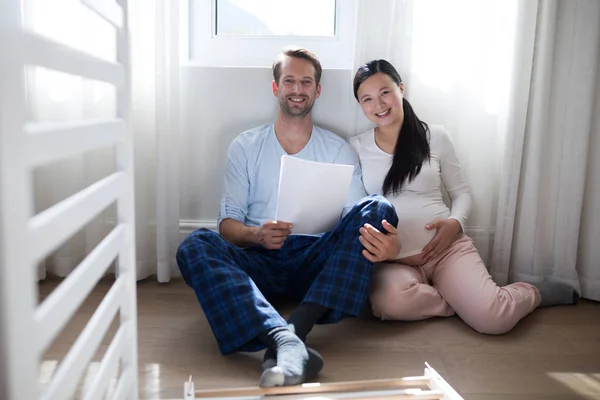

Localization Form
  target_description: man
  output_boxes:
[176,47,399,387]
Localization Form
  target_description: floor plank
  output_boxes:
[38,277,600,399]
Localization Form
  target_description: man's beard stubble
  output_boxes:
[278,95,315,119]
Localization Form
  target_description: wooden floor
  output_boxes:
[38,277,600,400]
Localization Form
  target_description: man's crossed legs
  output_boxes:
[176,195,398,386]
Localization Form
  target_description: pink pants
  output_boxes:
[369,235,541,334]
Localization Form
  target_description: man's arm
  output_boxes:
[217,136,293,249]
[219,218,260,247]
[221,219,292,249]
[217,137,253,246]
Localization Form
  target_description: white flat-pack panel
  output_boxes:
[424,363,464,400]
[25,119,125,167]
[81,0,124,28]
[0,1,41,399]
[114,2,140,398]
[29,172,125,263]
[6,30,125,87]
[111,366,133,400]
[40,276,127,400]
[82,325,127,400]
[34,224,125,354]
[1,0,137,398]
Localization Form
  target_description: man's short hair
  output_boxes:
[272,46,323,86]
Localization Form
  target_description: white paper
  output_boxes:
[275,155,354,234]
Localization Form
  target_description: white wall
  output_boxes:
[0,299,5,398]
[0,234,5,398]
[179,66,367,223]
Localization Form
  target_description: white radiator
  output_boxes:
[0,0,139,399]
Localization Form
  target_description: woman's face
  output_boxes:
[356,72,404,128]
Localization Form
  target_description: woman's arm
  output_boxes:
[438,128,472,233]
[421,128,472,261]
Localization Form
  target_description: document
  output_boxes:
[275,155,354,235]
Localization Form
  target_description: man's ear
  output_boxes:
[315,83,322,99]
[272,80,279,96]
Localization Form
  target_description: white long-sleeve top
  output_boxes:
[349,125,472,260]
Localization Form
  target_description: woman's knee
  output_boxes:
[460,303,516,335]
[470,319,515,335]
[370,277,421,320]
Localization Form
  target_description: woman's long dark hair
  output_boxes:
[353,60,430,196]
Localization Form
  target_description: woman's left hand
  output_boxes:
[421,219,462,262]
[359,220,400,262]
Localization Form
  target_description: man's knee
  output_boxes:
[356,194,397,226]
[178,227,217,250]
[176,228,223,269]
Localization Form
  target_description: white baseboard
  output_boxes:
[178,220,496,264]
[178,220,494,242]
[179,220,218,235]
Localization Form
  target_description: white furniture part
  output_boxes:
[0,0,138,399]
[184,362,464,400]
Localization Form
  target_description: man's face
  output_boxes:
[272,56,321,118]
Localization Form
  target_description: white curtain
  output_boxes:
[350,0,525,262]
[26,0,181,282]
[26,0,599,299]
[491,0,600,301]
[352,0,600,300]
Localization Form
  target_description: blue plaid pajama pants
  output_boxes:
[176,194,398,355]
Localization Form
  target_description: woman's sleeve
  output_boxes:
[438,129,472,233]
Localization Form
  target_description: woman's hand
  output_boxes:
[359,220,400,262]
[421,219,462,262]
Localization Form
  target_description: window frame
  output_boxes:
[187,0,357,69]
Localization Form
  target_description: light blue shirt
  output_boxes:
[217,123,368,232]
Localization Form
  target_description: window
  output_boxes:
[215,0,336,37]
[189,0,356,69]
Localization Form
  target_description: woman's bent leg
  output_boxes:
[430,236,540,335]
[370,262,455,321]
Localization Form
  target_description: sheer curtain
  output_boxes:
[26,0,181,282]
[351,0,599,300]
[350,0,525,263]
[491,0,600,301]
[26,0,599,299]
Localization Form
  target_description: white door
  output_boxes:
[0,0,139,398]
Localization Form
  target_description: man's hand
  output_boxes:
[421,219,462,262]
[359,220,400,262]
[255,220,293,250]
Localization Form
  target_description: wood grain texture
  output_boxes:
[39,277,600,400]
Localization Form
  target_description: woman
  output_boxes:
[351,59,579,334]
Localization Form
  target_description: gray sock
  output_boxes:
[262,303,328,374]
[262,345,324,380]
[532,282,579,307]
[258,327,323,387]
